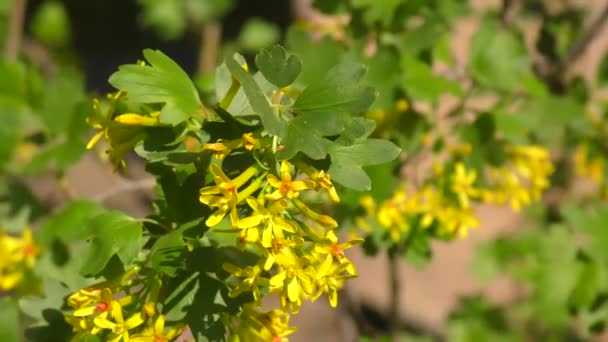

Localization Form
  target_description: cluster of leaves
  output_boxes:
[301,0,608,339]
[1,39,401,341]
[137,0,280,54]
[460,200,608,341]
[4,0,608,341]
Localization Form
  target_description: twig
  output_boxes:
[197,21,222,74]
[388,225,420,339]
[501,0,521,27]
[560,4,608,71]
[93,178,156,203]
[4,0,27,61]
[388,251,401,340]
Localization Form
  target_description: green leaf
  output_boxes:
[0,108,19,169]
[276,110,344,160]
[335,117,376,145]
[39,68,85,136]
[109,49,201,125]
[225,55,286,136]
[37,201,104,245]
[34,201,103,289]
[293,62,375,115]
[239,18,280,51]
[138,0,186,40]
[79,212,142,276]
[30,0,71,47]
[0,297,18,342]
[277,63,376,160]
[401,55,462,101]
[286,27,343,85]
[255,45,302,88]
[19,281,71,321]
[352,0,402,26]
[400,15,447,55]
[363,47,400,110]
[328,139,401,191]
[470,20,529,91]
[532,226,580,326]
[185,0,234,24]
[149,219,201,276]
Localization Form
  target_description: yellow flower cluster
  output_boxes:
[358,145,554,241]
[227,304,296,342]
[65,273,183,342]
[0,228,39,291]
[86,91,161,169]
[484,145,554,211]
[573,144,603,185]
[199,136,361,336]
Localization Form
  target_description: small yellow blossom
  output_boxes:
[228,304,296,342]
[238,198,298,248]
[223,263,269,305]
[310,255,356,307]
[266,161,315,201]
[86,92,161,170]
[269,254,315,314]
[450,162,479,208]
[298,163,340,203]
[199,164,260,227]
[0,228,40,291]
[93,301,145,342]
[574,144,603,184]
[131,314,184,342]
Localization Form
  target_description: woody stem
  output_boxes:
[4,0,27,61]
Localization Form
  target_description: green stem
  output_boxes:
[220,78,240,110]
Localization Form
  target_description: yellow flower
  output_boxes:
[310,255,357,307]
[238,198,298,248]
[131,315,183,342]
[242,133,261,151]
[73,288,115,317]
[313,230,361,274]
[437,206,480,238]
[93,301,145,342]
[261,235,303,271]
[222,263,269,305]
[266,161,315,201]
[292,198,337,229]
[0,228,40,291]
[298,163,340,203]
[450,162,479,208]
[268,252,315,313]
[199,164,261,227]
[65,314,98,341]
[376,191,411,242]
[508,145,554,200]
[574,144,603,184]
[203,139,243,160]
[228,304,296,342]
[86,92,161,170]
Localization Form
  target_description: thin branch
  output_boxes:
[501,0,521,27]
[561,4,608,70]
[388,252,401,340]
[93,178,156,203]
[4,0,27,61]
[197,21,222,74]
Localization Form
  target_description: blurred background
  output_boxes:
[3,0,608,341]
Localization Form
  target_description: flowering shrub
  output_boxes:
[3,0,608,341]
